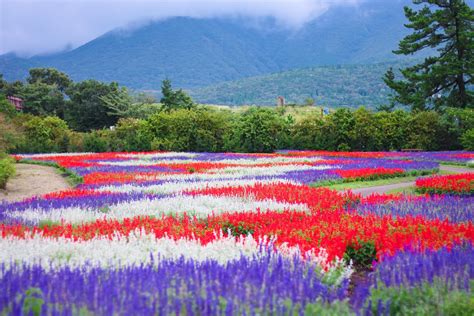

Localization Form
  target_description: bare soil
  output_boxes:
[0,164,71,203]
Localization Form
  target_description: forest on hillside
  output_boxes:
[189,61,415,108]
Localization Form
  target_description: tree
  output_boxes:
[406,111,444,150]
[324,109,355,151]
[160,79,194,111]
[224,107,288,153]
[101,87,161,119]
[27,68,72,92]
[20,83,66,118]
[384,0,474,110]
[65,80,120,131]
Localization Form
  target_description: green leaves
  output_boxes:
[160,79,195,112]
[385,0,474,109]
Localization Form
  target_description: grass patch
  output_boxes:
[440,162,471,167]
[321,176,420,191]
[18,159,83,187]
[385,186,419,195]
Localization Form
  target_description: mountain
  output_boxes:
[1,0,414,90]
[188,60,416,108]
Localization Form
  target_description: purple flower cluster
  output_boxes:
[355,195,474,223]
[1,254,348,315]
[352,244,474,312]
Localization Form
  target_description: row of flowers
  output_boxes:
[2,242,472,315]
[1,150,472,315]
[415,173,474,195]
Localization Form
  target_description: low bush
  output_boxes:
[0,155,15,189]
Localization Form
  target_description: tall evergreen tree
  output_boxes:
[384,0,474,110]
[160,79,194,111]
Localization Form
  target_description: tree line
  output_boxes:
[1,71,473,154]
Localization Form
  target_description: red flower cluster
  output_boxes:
[2,211,472,263]
[187,182,357,211]
[416,173,474,195]
[334,167,404,180]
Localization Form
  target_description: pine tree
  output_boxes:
[160,79,194,111]
[384,0,474,110]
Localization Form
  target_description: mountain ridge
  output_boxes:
[1,0,414,90]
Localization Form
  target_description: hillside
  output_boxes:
[0,0,414,89]
[189,61,415,108]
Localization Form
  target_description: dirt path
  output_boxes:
[0,164,71,203]
[351,165,473,197]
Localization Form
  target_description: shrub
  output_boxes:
[461,128,474,151]
[67,132,85,152]
[0,113,22,153]
[16,116,71,153]
[108,118,153,152]
[224,107,289,153]
[0,156,15,189]
[344,240,377,269]
[83,130,109,152]
[147,108,230,152]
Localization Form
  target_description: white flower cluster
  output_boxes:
[0,231,353,283]
[97,178,298,194]
[7,195,309,224]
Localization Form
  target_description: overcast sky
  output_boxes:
[0,0,364,56]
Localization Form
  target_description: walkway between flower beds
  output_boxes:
[351,165,473,197]
[0,164,71,202]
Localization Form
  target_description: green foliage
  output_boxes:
[344,240,377,269]
[384,0,474,110]
[190,61,416,109]
[351,107,382,151]
[222,222,255,237]
[224,107,289,153]
[406,111,444,150]
[27,68,71,92]
[16,116,70,153]
[0,94,17,117]
[160,79,194,111]
[291,113,326,149]
[461,128,474,150]
[324,108,355,151]
[147,108,230,152]
[20,82,66,118]
[0,100,22,153]
[65,80,120,131]
[303,300,354,316]
[109,118,153,152]
[438,107,474,149]
[0,156,15,189]
[365,279,474,316]
[83,130,109,153]
[67,132,85,152]
[19,287,44,316]
[374,110,410,151]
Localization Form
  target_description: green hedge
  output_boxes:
[0,156,15,190]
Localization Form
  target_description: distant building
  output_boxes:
[276,96,285,107]
[7,96,24,111]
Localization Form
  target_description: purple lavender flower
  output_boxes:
[1,253,348,315]
[352,244,474,314]
[355,195,474,223]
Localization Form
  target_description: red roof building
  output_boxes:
[7,96,24,111]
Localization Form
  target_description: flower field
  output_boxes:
[415,173,474,195]
[1,151,473,315]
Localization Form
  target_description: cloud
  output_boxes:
[0,0,362,56]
